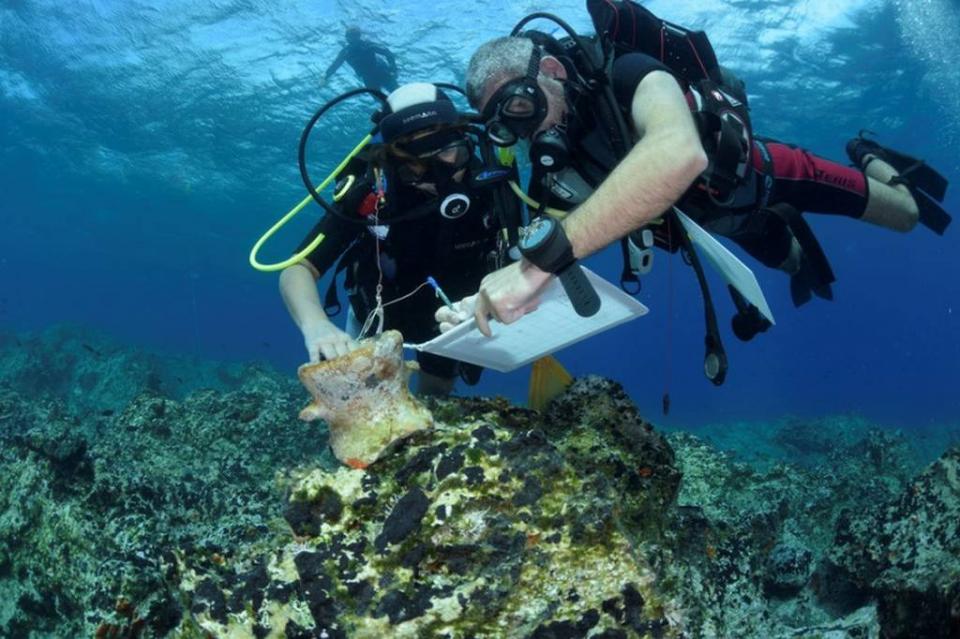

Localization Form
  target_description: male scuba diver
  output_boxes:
[280,82,513,396]
[438,1,952,362]
[320,26,399,92]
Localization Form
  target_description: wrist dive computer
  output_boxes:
[518,217,600,317]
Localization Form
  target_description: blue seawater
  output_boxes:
[1,0,958,430]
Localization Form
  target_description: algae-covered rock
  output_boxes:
[5,326,960,637]
[175,377,684,638]
[829,445,960,638]
[0,369,326,638]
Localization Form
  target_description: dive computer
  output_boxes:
[518,217,600,317]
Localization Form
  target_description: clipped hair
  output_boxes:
[465,37,535,109]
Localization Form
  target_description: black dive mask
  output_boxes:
[393,130,474,219]
[482,46,548,147]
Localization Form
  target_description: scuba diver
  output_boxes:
[280,82,516,396]
[320,26,399,92]
[437,1,952,384]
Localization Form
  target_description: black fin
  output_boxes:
[847,132,949,202]
[915,189,953,236]
[879,147,948,203]
[813,283,834,301]
[777,205,836,287]
[790,274,813,308]
[764,203,836,306]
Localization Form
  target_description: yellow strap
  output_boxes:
[248,134,373,273]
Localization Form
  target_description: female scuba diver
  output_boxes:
[279,82,509,396]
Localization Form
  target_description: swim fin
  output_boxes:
[790,264,833,307]
[913,189,952,236]
[528,356,573,412]
[846,131,948,202]
[846,131,952,235]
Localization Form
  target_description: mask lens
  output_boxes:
[501,94,537,119]
[419,140,471,169]
[395,127,463,157]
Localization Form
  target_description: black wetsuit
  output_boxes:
[296,162,499,378]
[324,40,398,92]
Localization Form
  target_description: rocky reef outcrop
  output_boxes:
[1,326,959,638]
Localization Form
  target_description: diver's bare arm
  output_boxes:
[279,262,331,331]
[562,70,707,259]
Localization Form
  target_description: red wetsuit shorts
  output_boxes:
[752,140,869,218]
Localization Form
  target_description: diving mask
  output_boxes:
[482,46,548,147]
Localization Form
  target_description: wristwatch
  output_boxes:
[519,217,601,317]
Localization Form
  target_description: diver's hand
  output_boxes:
[435,295,477,333]
[473,260,553,337]
[303,322,357,363]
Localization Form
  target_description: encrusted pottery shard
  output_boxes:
[297,330,432,468]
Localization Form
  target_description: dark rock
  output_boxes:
[400,543,427,569]
[227,561,269,614]
[395,445,446,484]
[346,579,375,612]
[512,476,543,507]
[284,619,319,639]
[436,447,465,480]
[811,560,870,616]
[192,578,227,623]
[145,592,182,636]
[437,544,480,575]
[471,426,495,442]
[763,542,812,597]
[877,584,960,639]
[621,584,647,632]
[294,551,326,582]
[299,573,336,627]
[284,487,343,537]
[374,584,438,624]
[375,487,429,552]
[530,619,583,639]
[266,580,296,604]
[463,466,485,486]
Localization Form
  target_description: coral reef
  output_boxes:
[176,377,682,638]
[829,447,960,637]
[297,330,432,469]
[0,327,329,637]
[2,325,959,638]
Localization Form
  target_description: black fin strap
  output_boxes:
[886,174,910,188]
[886,174,953,235]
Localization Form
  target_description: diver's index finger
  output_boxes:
[475,293,493,337]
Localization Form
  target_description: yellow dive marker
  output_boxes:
[248,134,372,272]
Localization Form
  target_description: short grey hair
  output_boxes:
[465,37,535,110]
